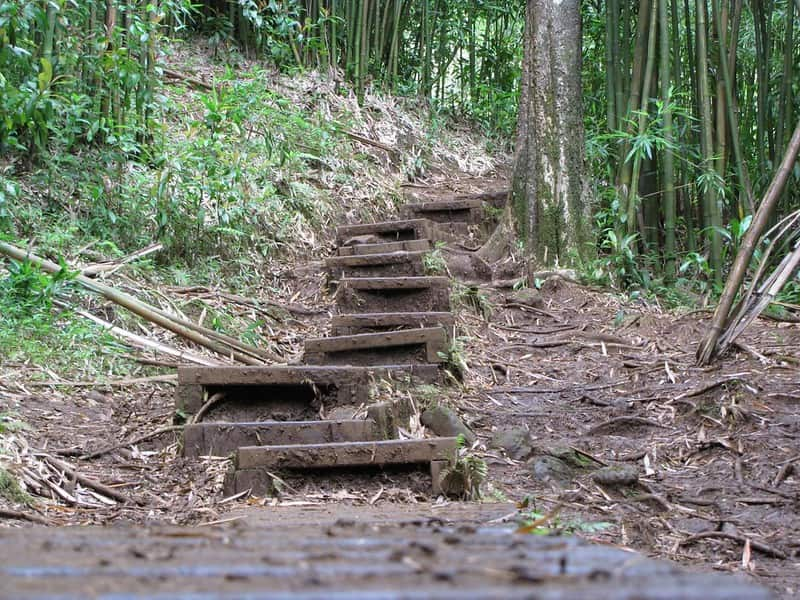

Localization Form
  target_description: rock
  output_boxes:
[530,455,574,486]
[444,251,492,281]
[592,464,639,488]
[421,405,476,445]
[491,428,534,460]
[510,288,543,308]
[548,446,599,469]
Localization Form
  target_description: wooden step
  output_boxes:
[236,437,457,470]
[402,187,509,209]
[335,276,451,313]
[304,327,447,366]
[402,199,483,224]
[331,312,454,335]
[225,437,458,496]
[183,419,381,458]
[325,251,426,278]
[175,365,440,417]
[336,219,435,245]
[175,366,369,417]
[337,239,431,256]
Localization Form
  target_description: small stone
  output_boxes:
[530,455,574,486]
[592,464,639,487]
[491,428,534,460]
[421,405,476,444]
[548,446,598,469]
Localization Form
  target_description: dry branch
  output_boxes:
[81,425,185,460]
[697,121,800,364]
[161,67,214,90]
[0,241,274,365]
[40,455,133,505]
[0,508,52,525]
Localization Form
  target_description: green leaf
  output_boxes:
[37,58,52,92]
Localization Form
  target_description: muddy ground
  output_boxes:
[0,176,798,597]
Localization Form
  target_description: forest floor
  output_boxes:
[1,174,798,598]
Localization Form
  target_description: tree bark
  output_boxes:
[480,0,591,270]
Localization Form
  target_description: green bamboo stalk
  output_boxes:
[696,0,723,283]
[660,0,677,280]
[715,0,754,215]
[626,0,658,236]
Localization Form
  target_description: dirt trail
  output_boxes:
[0,176,795,598]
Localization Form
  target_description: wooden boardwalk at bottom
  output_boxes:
[0,507,776,599]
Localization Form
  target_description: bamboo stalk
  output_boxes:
[659,0,677,280]
[0,241,268,366]
[697,121,800,364]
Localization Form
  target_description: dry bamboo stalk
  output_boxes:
[39,455,133,505]
[697,121,800,364]
[66,304,220,367]
[0,241,267,365]
[81,242,163,276]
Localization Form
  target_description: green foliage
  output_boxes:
[422,247,447,275]
[0,0,195,159]
[0,412,28,435]
[439,434,488,500]
[583,230,645,289]
[451,282,493,318]
[0,258,76,320]
[438,336,469,383]
[0,258,124,373]
[0,467,33,506]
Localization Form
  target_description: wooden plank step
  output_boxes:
[337,239,431,256]
[405,199,482,212]
[331,312,454,335]
[325,251,426,278]
[176,364,442,415]
[304,327,447,366]
[176,365,370,416]
[336,219,435,244]
[336,276,451,314]
[402,199,482,224]
[339,276,450,290]
[236,437,458,470]
[403,187,509,209]
[183,419,381,458]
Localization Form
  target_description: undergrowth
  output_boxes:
[0,259,127,377]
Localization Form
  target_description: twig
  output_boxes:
[39,456,132,505]
[25,375,178,387]
[492,381,626,394]
[192,392,226,424]
[675,375,744,400]
[679,531,787,559]
[340,130,398,157]
[161,67,214,90]
[0,508,52,525]
[81,243,163,276]
[81,425,184,460]
[63,304,220,367]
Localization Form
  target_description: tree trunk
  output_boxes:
[480,0,591,270]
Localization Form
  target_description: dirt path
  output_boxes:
[0,176,796,598]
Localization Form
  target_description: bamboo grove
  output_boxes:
[1,0,798,289]
[583,0,800,286]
